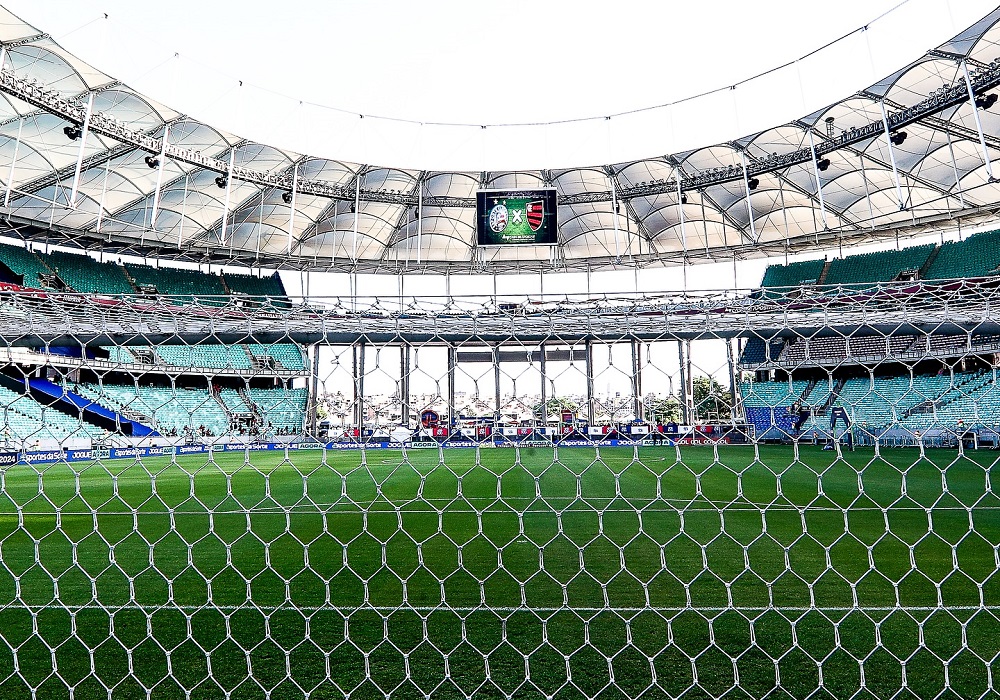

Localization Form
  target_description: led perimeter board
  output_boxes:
[476,189,558,246]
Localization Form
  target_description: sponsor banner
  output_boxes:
[110,447,145,459]
[669,437,732,446]
[23,450,64,464]
[292,442,325,450]
[0,436,739,467]
[68,448,111,461]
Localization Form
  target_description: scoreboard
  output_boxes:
[476,189,558,246]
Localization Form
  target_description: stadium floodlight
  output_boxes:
[824,115,836,138]
[215,175,228,189]
[747,177,760,190]
[817,158,831,171]
[281,191,294,204]
[144,155,160,169]
[975,92,999,110]
[63,124,82,140]
[890,131,908,146]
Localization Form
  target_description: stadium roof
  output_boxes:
[2,6,1000,274]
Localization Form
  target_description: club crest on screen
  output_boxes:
[488,203,508,233]
[526,200,544,232]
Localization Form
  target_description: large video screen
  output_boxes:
[476,189,558,246]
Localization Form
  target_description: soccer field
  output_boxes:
[0,444,996,698]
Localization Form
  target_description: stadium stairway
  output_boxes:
[816,260,832,286]
[19,377,158,437]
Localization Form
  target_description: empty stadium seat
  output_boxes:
[0,385,103,443]
[0,242,55,289]
[760,259,826,288]
[79,383,229,435]
[823,244,935,286]
[125,263,228,305]
[247,387,308,433]
[155,344,253,370]
[41,250,135,295]
[923,229,1000,280]
[223,272,291,307]
[246,344,306,371]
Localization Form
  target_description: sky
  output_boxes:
[3,0,992,170]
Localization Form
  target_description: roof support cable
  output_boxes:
[287,163,298,254]
[68,92,94,209]
[807,129,830,230]
[4,116,22,208]
[96,158,110,238]
[352,172,360,262]
[416,179,423,266]
[176,173,189,249]
[877,97,906,210]
[961,59,996,182]
[675,170,687,261]
[149,125,169,232]
[220,148,235,247]
[609,169,621,262]
[858,151,876,231]
[739,151,757,245]
[943,129,965,210]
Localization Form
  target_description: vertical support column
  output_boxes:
[539,342,547,427]
[493,343,502,425]
[685,339,694,423]
[585,339,595,427]
[354,342,366,435]
[677,341,689,425]
[631,339,643,422]
[309,343,321,435]
[726,338,740,423]
[678,340,695,425]
[447,343,457,431]
[400,342,411,430]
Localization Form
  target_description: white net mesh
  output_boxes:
[0,283,995,698]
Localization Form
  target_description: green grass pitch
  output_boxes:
[0,444,996,698]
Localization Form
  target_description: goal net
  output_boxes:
[0,284,995,699]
